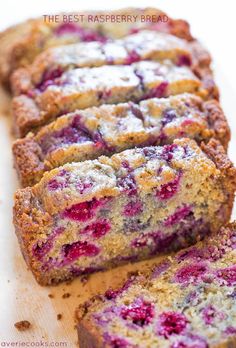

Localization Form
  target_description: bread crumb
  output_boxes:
[80,275,89,285]
[14,320,31,331]
[127,270,139,278]
[66,279,73,285]
[57,314,62,320]
[62,292,71,299]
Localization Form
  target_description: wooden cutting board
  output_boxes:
[0,66,235,345]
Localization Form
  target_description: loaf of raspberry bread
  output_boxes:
[12,60,214,137]
[13,138,236,285]
[12,94,230,187]
[10,30,210,96]
[0,7,194,84]
[76,222,236,348]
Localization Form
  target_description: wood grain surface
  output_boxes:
[0,2,235,344]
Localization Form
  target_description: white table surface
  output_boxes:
[0,1,235,345]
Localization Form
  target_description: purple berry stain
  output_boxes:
[118,174,137,196]
[62,240,100,262]
[202,305,217,325]
[157,311,188,338]
[123,200,143,217]
[156,173,181,201]
[77,180,93,194]
[150,81,168,98]
[36,68,64,92]
[224,326,236,335]
[33,227,64,260]
[164,205,192,226]
[81,219,111,239]
[151,260,170,279]
[161,143,178,162]
[161,108,177,126]
[121,299,154,327]
[62,198,104,222]
[47,178,66,191]
[105,278,134,300]
[104,334,131,348]
[125,50,140,65]
[171,334,208,348]
[131,231,160,248]
[177,54,192,67]
[177,247,203,262]
[217,265,236,285]
[175,263,208,285]
[54,23,107,42]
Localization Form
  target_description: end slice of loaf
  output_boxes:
[76,222,236,348]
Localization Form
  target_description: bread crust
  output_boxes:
[12,136,47,186]
[76,298,105,348]
[12,95,41,137]
[204,99,230,150]
[189,40,219,100]
[200,139,236,235]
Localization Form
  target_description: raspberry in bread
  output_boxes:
[76,222,236,348]
[0,7,194,84]
[12,60,212,137]
[12,94,230,187]
[13,138,236,285]
[10,30,209,96]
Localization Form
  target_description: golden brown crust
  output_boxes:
[13,187,55,285]
[12,136,47,186]
[201,138,236,181]
[12,95,42,137]
[0,19,48,86]
[203,100,230,150]
[189,40,211,69]
[199,70,219,100]
[0,8,194,85]
[189,40,219,100]
[201,138,236,223]
[168,19,193,41]
[13,188,37,271]
[77,320,104,348]
[76,296,105,348]
[10,67,32,96]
